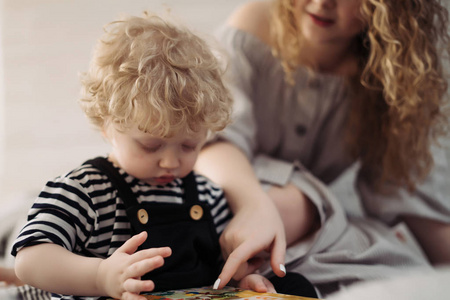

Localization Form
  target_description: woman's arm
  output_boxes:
[196,141,287,288]
[15,232,171,299]
[197,1,321,288]
[403,216,450,264]
[0,266,23,286]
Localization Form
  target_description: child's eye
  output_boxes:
[182,144,196,152]
[142,144,161,152]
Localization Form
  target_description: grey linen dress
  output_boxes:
[215,25,450,297]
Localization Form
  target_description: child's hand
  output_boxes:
[96,232,171,300]
[238,274,276,294]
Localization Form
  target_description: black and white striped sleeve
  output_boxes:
[196,174,232,235]
[11,175,96,256]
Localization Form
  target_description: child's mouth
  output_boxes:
[155,176,175,184]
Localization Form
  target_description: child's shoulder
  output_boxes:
[36,158,116,211]
[192,172,223,192]
[50,157,111,190]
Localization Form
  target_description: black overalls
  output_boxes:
[85,157,221,291]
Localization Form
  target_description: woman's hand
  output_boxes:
[97,232,172,300]
[196,142,287,289]
[215,193,287,289]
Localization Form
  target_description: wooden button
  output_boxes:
[190,205,203,220]
[307,78,320,89]
[295,124,307,136]
[137,209,149,224]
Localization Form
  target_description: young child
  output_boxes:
[11,12,277,300]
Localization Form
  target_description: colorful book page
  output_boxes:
[117,286,318,300]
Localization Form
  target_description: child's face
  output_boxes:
[106,125,208,186]
[294,0,364,46]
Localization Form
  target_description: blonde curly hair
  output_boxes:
[79,12,232,138]
[270,0,450,192]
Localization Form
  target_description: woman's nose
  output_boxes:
[312,0,336,9]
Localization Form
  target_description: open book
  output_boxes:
[109,286,317,299]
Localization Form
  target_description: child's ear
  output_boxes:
[101,128,108,139]
[101,126,108,139]
[101,124,112,143]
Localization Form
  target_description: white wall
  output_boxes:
[0,0,247,204]
[0,1,5,200]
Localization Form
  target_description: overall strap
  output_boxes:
[181,171,199,205]
[83,157,139,208]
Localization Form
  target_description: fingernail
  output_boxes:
[279,264,286,274]
[213,278,221,290]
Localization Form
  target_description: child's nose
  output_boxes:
[159,150,180,169]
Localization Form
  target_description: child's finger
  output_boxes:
[137,246,172,258]
[238,274,276,294]
[121,291,149,300]
[126,255,165,279]
[130,246,172,265]
[261,277,276,294]
[123,277,155,294]
[118,232,148,255]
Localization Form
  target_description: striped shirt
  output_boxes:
[12,159,232,300]
[17,285,51,300]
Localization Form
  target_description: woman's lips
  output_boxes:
[309,13,334,27]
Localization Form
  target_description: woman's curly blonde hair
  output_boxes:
[79,12,232,138]
[271,0,450,192]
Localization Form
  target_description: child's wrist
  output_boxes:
[94,258,109,297]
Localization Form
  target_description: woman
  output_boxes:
[196,0,450,297]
